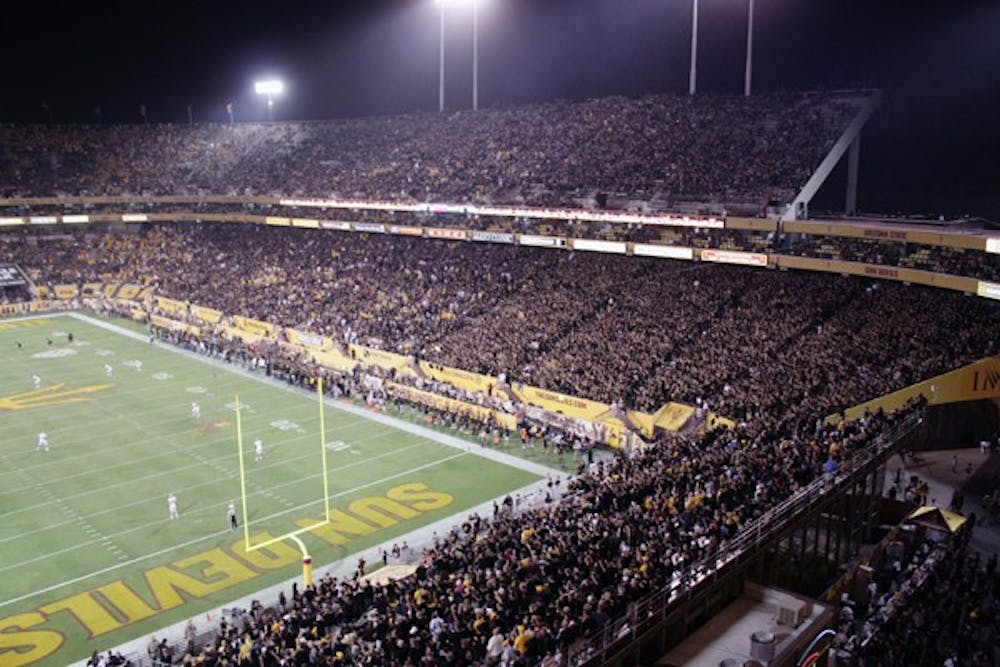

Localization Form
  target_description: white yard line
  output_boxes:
[68,313,562,479]
[79,476,561,667]
[0,450,470,606]
[0,440,429,546]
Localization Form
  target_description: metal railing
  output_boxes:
[570,409,922,666]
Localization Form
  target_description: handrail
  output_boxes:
[571,409,922,666]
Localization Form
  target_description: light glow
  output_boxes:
[254,80,284,96]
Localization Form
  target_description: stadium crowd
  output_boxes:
[833,524,999,667]
[0,82,995,662]
[124,399,920,667]
[0,92,860,209]
[5,224,997,425]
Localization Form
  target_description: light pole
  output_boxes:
[254,79,284,122]
[689,0,699,95]
[438,0,445,112]
[472,0,479,111]
[744,0,754,97]
[434,0,485,112]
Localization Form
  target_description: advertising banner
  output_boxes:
[191,305,224,324]
[233,315,277,338]
[471,230,514,244]
[149,314,201,337]
[388,225,423,236]
[385,382,517,430]
[633,244,694,260]
[53,284,79,300]
[154,296,186,315]
[700,249,768,267]
[0,265,28,287]
[572,239,627,254]
[978,281,1000,300]
[832,356,1000,422]
[519,235,566,248]
[427,227,468,240]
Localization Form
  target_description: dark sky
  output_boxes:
[3,0,1000,215]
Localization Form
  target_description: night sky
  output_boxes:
[3,0,999,216]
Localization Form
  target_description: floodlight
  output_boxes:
[254,80,284,96]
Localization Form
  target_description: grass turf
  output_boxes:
[0,313,541,666]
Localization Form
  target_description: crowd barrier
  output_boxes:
[829,355,1000,423]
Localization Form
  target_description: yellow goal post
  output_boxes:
[234,377,330,586]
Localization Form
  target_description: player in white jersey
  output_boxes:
[36,432,49,452]
[191,402,201,419]
[167,493,179,519]
[228,501,238,530]
[32,374,41,389]
[105,364,113,377]
[254,439,264,462]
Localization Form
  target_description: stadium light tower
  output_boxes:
[254,79,284,121]
[434,0,486,112]
[744,0,754,97]
[689,0,699,95]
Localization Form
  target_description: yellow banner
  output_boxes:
[191,305,223,324]
[233,315,277,339]
[0,302,29,316]
[418,361,509,399]
[386,382,517,430]
[286,327,333,351]
[130,308,147,322]
[154,296,186,315]
[33,285,50,298]
[782,221,986,251]
[149,314,201,337]
[137,286,155,300]
[774,255,979,293]
[81,282,103,297]
[222,324,266,344]
[102,283,120,298]
[307,347,357,373]
[832,356,1000,422]
[54,284,79,300]
[117,284,141,300]
[652,402,695,432]
[349,344,418,377]
[510,383,612,422]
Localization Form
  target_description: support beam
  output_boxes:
[781,91,881,222]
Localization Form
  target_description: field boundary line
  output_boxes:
[68,312,564,479]
[0,449,469,609]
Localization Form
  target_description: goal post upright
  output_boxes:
[235,394,251,548]
[233,378,332,587]
[318,376,330,518]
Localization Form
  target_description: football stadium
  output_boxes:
[1,2,1000,666]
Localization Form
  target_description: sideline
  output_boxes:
[68,312,563,479]
[45,312,567,664]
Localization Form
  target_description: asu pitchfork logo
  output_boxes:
[0,383,114,411]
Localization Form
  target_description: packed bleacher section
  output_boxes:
[834,524,998,667]
[0,92,861,209]
[5,224,995,665]
[3,86,997,664]
[4,224,999,426]
[131,400,923,666]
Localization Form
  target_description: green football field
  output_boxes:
[0,313,543,667]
